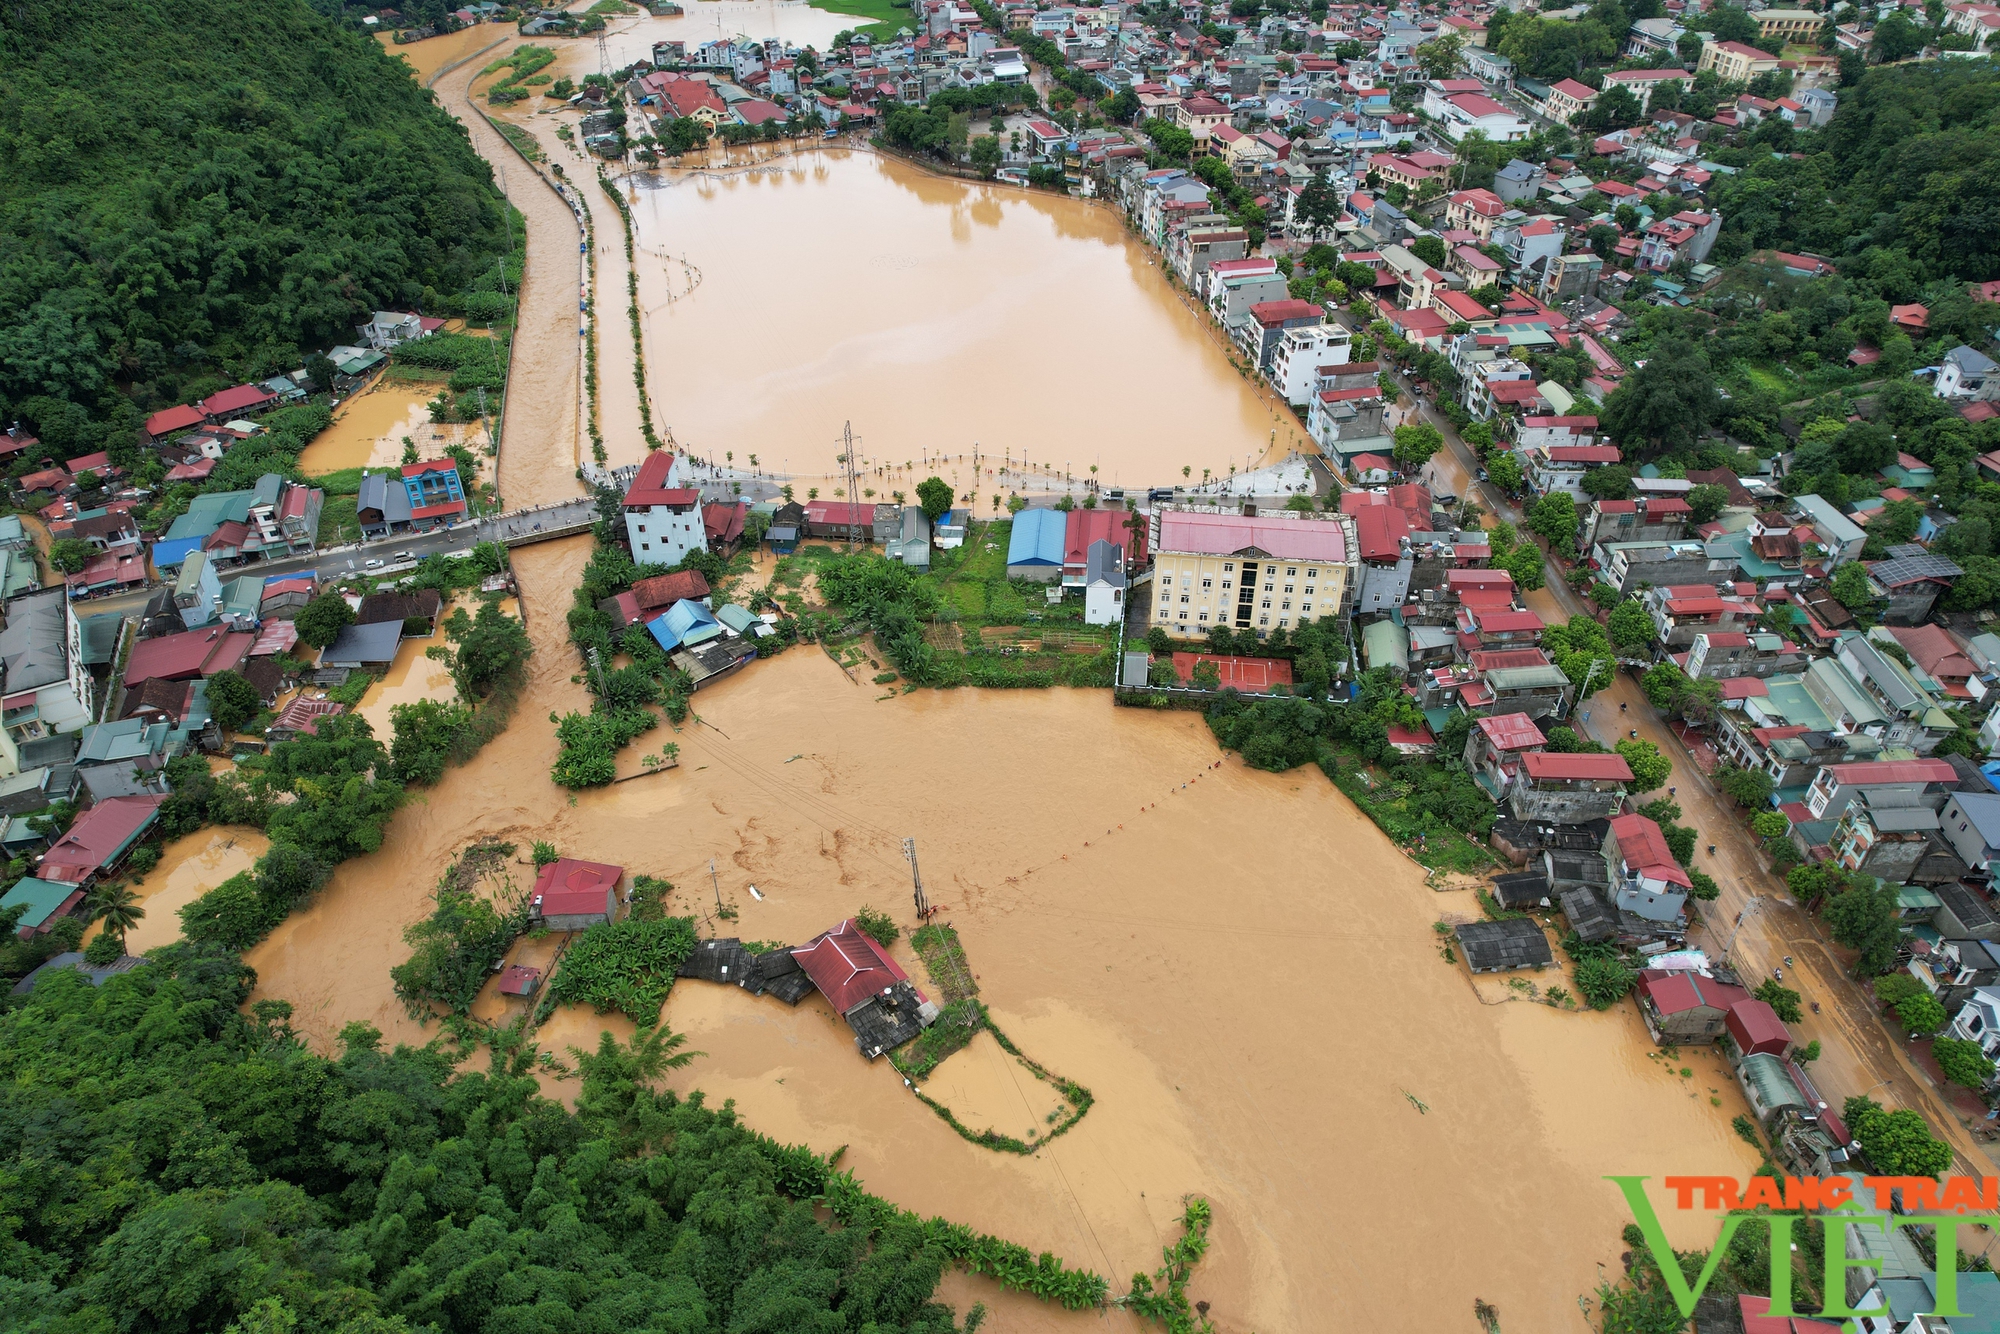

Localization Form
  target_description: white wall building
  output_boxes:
[621,451,707,566]
[1268,323,1354,405]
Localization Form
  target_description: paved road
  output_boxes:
[1382,366,2000,1190]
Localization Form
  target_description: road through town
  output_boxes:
[1389,369,2000,1202]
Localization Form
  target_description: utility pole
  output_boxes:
[902,837,930,919]
[709,857,723,913]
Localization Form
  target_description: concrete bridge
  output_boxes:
[479,496,599,547]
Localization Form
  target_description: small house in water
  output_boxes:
[497,965,543,997]
[531,857,623,930]
[1455,918,1553,972]
[790,918,939,1058]
[1634,967,1749,1044]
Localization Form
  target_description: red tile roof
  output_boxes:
[1473,609,1544,634]
[791,918,920,1015]
[532,858,623,918]
[1520,751,1633,782]
[1639,969,1748,1016]
[623,452,693,507]
[39,795,165,884]
[145,404,208,437]
[1476,712,1546,751]
[631,569,710,611]
[1822,759,1957,785]
[200,383,276,417]
[1609,812,1693,889]
[123,627,254,687]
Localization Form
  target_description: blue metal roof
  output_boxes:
[645,599,721,652]
[149,536,204,569]
[1006,509,1065,567]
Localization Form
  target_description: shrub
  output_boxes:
[1575,955,1637,1010]
[855,906,900,948]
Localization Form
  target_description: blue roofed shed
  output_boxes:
[647,599,722,652]
[1005,509,1066,582]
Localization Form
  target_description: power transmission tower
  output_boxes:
[838,420,864,549]
[902,837,930,919]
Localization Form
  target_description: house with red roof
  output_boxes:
[122,626,254,689]
[1605,812,1693,933]
[605,568,712,627]
[1463,711,1547,800]
[199,383,278,419]
[1636,967,1751,1044]
[143,403,208,443]
[531,858,623,931]
[1062,506,1145,585]
[622,452,705,565]
[37,794,165,886]
[1514,750,1634,823]
[702,500,746,559]
[790,918,937,1059]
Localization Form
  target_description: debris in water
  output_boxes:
[784,754,804,763]
[747,884,764,901]
[1403,1091,1429,1114]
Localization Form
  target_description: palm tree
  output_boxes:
[627,1023,702,1081]
[807,487,819,500]
[88,882,144,944]
[1182,465,1191,481]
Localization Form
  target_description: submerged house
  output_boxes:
[531,858,623,931]
[790,918,940,1058]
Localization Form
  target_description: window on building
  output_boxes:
[1178,611,1188,620]
[1278,616,1289,626]
[1258,615,1269,625]
[1283,584,1294,594]
[1286,567,1298,577]
[1161,576,1172,586]
[1198,611,1209,622]
[1180,594,1190,604]
[1302,602,1312,614]
[1223,562,1234,572]
[1263,582,1274,592]
[1261,599,1271,609]
[1221,580,1231,590]
[1202,578,1213,590]
[1281,599,1291,610]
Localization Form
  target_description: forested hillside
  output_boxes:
[1712,61,2000,283]
[0,0,511,456]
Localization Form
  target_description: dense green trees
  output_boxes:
[0,943,1119,1333]
[1600,337,1722,456]
[0,0,511,447]
[1711,62,2000,283]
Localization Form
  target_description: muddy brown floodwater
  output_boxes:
[219,30,1771,1331]
[232,537,1757,1333]
[624,150,1301,496]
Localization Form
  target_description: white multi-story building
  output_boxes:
[621,451,706,566]
[1267,322,1353,405]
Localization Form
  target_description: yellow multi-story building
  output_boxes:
[1699,39,1785,82]
[1750,7,1822,43]
[1148,507,1356,638]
